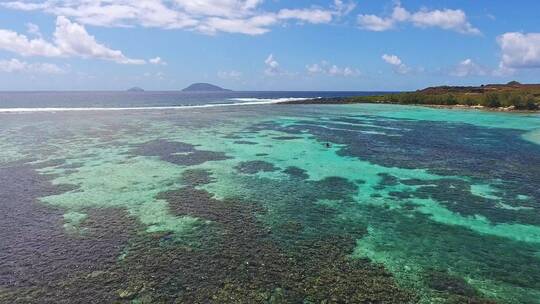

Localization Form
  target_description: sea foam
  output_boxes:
[0,98,302,113]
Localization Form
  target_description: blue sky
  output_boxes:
[0,0,539,91]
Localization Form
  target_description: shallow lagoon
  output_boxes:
[1,103,540,303]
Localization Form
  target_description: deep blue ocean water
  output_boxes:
[0,91,384,108]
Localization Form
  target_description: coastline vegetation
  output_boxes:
[350,90,539,110]
[291,82,540,110]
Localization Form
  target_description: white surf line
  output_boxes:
[229,97,318,103]
[0,99,307,113]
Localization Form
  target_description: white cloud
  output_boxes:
[2,0,349,36]
[358,3,480,35]
[382,54,410,74]
[306,63,324,74]
[306,61,360,77]
[54,16,146,64]
[0,28,62,57]
[381,54,401,66]
[333,0,356,16]
[410,9,480,35]
[450,58,487,77]
[2,1,198,29]
[175,0,262,18]
[200,14,277,35]
[391,5,410,22]
[0,16,146,64]
[330,65,359,77]
[0,58,27,72]
[278,8,333,24]
[498,32,540,69]
[32,62,66,74]
[26,22,42,37]
[264,54,280,76]
[149,57,166,65]
[0,58,66,74]
[492,65,514,77]
[1,1,48,10]
[357,14,394,31]
[218,70,242,79]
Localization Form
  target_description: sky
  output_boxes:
[0,0,539,91]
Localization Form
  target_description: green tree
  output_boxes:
[483,93,501,108]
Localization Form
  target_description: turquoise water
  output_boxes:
[1,104,539,303]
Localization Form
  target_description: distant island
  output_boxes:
[283,81,540,111]
[182,83,231,92]
[127,87,145,92]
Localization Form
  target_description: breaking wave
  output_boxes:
[0,99,295,113]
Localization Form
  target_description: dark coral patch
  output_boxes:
[233,140,258,145]
[151,184,416,303]
[173,150,230,166]
[423,269,496,303]
[424,269,479,297]
[317,176,358,201]
[235,160,278,174]
[0,162,140,303]
[230,173,362,248]
[133,139,194,156]
[377,173,400,187]
[181,169,215,187]
[133,139,231,166]
[283,166,309,180]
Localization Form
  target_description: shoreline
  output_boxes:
[417,104,539,113]
[279,97,540,113]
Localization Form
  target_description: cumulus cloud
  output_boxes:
[278,8,333,24]
[0,16,146,64]
[410,9,479,34]
[498,32,540,69]
[175,0,262,18]
[306,61,360,77]
[333,0,356,16]
[358,3,480,34]
[264,54,281,76]
[357,14,394,31]
[382,54,410,74]
[381,54,401,66]
[149,57,166,65]
[450,58,487,77]
[54,16,146,64]
[2,0,353,36]
[0,58,66,74]
[199,14,276,35]
[0,28,62,57]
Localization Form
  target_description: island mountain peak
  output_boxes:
[182,83,231,92]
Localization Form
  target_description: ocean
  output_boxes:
[1,91,540,303]
[0,91,379,110]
